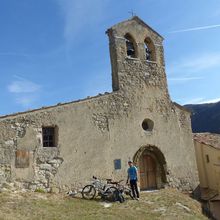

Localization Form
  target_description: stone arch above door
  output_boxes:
[133,145,167,190]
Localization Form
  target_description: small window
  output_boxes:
[142,119,154,131]
[144,38,156,61]
[206,155,210,163]
[125,34,136,58]
[42,127,56,147]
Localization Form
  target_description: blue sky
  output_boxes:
[1,0,220,116]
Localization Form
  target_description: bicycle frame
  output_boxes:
[90,177,112,196]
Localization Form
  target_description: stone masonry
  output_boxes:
[0,17,198,192]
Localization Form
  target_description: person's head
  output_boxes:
[128,160,133,167]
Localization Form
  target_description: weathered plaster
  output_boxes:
[0,17,198,192]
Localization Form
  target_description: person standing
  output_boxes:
[126,160,139,200]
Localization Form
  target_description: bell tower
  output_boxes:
[106,16,167,95]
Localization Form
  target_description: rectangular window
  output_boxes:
[42,127,56,147]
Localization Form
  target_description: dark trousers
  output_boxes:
[130,179,139,198]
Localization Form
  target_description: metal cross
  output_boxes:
[128,10,136,17]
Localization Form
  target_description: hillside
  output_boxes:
[0,189,207,220]
[185,101,220,134]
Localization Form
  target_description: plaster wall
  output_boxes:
[0,17,198,192]
[194,141,220,192]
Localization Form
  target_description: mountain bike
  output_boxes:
[106,179,134,199]
[82,176,120,202]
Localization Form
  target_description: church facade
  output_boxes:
[0,17,198,192]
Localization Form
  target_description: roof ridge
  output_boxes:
[106,16,164,40]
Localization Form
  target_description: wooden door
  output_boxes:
[139,154,157,190]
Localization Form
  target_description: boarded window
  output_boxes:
[42,127,56,147]
[15,150,30,168]
[114,159,121,170]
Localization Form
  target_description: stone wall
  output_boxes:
[0,17,198,192]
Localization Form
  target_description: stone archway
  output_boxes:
[133,145,167,190]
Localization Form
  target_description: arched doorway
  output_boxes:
[133,145,167,190]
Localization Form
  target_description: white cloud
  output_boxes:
[183,97,220,105]
[15,96,34,107]
[8,77,41,93]
[56,0,109,46]
[182,97,205,105]
[169,24,220,33]
[168,52,220,75]
[7,76,42,107]
[199,98,220,104]
[168,76,203,84]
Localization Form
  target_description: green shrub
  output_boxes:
[34,188,46,193]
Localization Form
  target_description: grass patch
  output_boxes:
[0,188,207,220]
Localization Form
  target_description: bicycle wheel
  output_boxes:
[124,187,134,199]
[126,189,134,199]
[105,186,119,202]
[106,186,118,193]
[82,185,96,200]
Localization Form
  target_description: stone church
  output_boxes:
[0,16,198,192]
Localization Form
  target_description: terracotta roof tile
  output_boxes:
[193,133,220,149]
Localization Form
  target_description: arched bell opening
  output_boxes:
[144,37,156,62]
[125,33,138,58]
